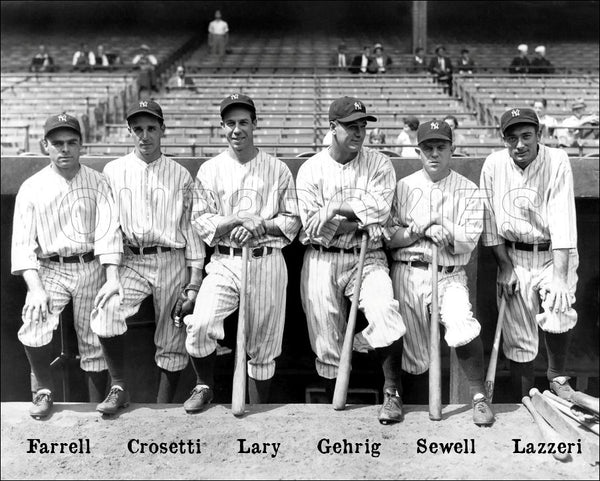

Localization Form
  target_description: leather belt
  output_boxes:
[216,245,274,258]
[401,260,456,274]
[505,240,551,252]
[128,245,173,255]
[47,251,95,264]
[310,244,360,255]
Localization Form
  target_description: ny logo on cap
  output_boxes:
[139,101,148,108]
[430,122,439,129]
[511,109,520,117]
[354,101,363,111]
[58,114,67,122]
[230,94,239,100]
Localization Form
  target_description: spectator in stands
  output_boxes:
[409,47,428,73]
[30,45,54,73]
[166,65,196,91]
[395,116,420,158]
[509,44,529,74]
[331,43,349,69]
[350,46,372,74]
[369,43,392,74]
[457,48,475,75]
[532,98,558,139]
[208,10,229,57]
[443,115,468,155]
[429,45,453,95]
[368,127,386,145]
[132,44,158,97]
[555,98,600,147]
[530,45,555,74]
[93,44,110,70]
[72,43,94,71]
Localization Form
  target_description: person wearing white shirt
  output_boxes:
[208,10,229,57]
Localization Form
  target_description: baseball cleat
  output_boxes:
[378,390,403,424]
[472,394,494,426]
[184,385,214,413]
[97,386,130,415]
[30,389,53,419]
[549,376,575,401]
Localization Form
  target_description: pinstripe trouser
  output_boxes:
[390,262,481,375]
[91,248,188,372]
[499,247,579,363]
[185,249,287,381]
[301,248,405,379]
[18,259,107,372]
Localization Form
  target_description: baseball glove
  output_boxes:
[171,283,200,327]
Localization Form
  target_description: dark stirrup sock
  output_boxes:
[544,330,572,381]
[248,378,272,404]
[376,337,404,396]
[509,360,535,400]
[189,351,217,388]
[455,338,486,398]
[98,335,127,389]
[157,368,183,403]
[24,344,54,392]
[86,370,109,402]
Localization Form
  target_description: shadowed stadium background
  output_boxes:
[1,0,598,404]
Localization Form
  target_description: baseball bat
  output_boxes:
[522,396,571,462]
[530,388,581,440]
[485,295,507,402]
[543,390,599,435]
[231,246,250,417]
[332,232,369,411]
[429,244,442,421]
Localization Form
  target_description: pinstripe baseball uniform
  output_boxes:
[480,144,579,362]
[12,164,121,372]
[296,146,405,379]
[96,152,205,371]
[186,149,300,380]
[388,169,484,374]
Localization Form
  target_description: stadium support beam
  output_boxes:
[412,1,427,54]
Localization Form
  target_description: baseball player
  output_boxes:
[182,93,300,413]
[11,113,121,418]
[92,100,206,414]
[480,107,579,401]
[295,96,406,424]
[386,120,494,425]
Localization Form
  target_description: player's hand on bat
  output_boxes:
[364,224,388,243]
[424,225,451,247]
[497,262,520,297]
[540,277,572,313]
[238,214,266,238]
[230,225,253,246]
[305,202,339,239]
[94,278,124,310]
[171,285,199,327]
[410,216,438,237]
[22,288,52,324]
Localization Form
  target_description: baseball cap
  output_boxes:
[44,113,81,137]
[220,93,256,117]
[571,98,586,110]
[126,99,164,121]
[373,43,383,50]
[500,107,539,135]
[417,120,453,144]
[329,97,377,123]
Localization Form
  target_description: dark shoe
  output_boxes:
[30,389,53,419]
[472,395,494,426]
[550,376,575,401]
[97,386,130,414]
[183,385,213,413]
[378,390,403,424]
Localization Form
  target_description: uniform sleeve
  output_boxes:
[346,153,395,228]
[385,181,406,242]
[271,165,301,243]
[191,164,226,246]
[295,162,341,246]
[11,184,40,274]
[181,175,206,268]
[547,155,577,249]
[479,158,502,247]
[94,176,123,266]
[449,184,484,255]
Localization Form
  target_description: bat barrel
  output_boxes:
[231,246,250,417]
